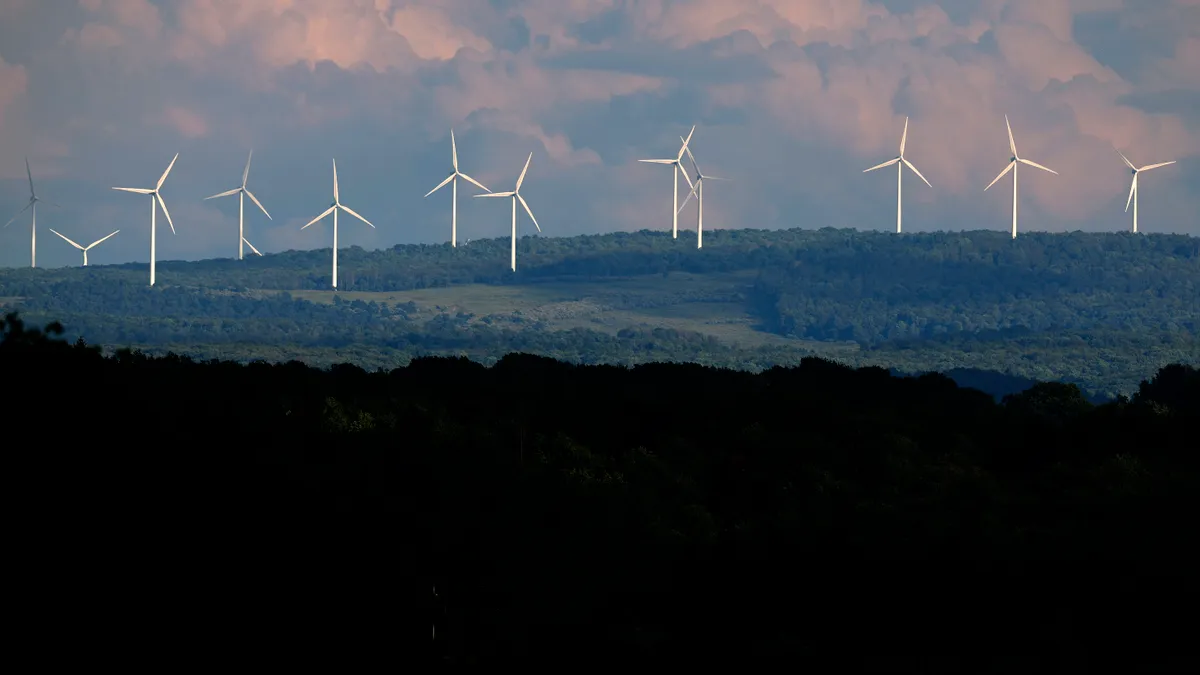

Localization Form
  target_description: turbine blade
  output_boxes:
[1018,158,1058,175]
[518,194,540,233]
[332,158,339,203]
[50,228,84,250]
[157,152,179,190]
[242,237,263,256]
[112,187,154,194]
[451,129,459,171]
[984,161,1014,191]
[1005,115,1017,158]
[245,189,272,219]
[1125,174,1137,212]
[1139,160,1176,172]
[677,125,696,161]
[339,203,375,228]
[458,172,491,193]
[242,149,253,187]
[678,179,700,213]
[703,175,729,181]
[476,191,515,198]
[88,230,120,249]
[301,205,336,230]
[3,199,33,227]
[156,193,176,235]
[902,157,932,187]
[681,137,701,175]
[516,152,533,191]
[899,117,909,156]
[26,157,34,197]
[638,159,676,164]
[679,164,694,191]
[204,187,241,200]
[424,173,455,198]
[1114,147,1135,170]
[863,158,900,173]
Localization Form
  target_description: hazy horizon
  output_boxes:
[2,0,1198,269]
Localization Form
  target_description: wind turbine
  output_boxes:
[49,228,120,266]
[1115,148,1175,234]
[475,152,541,272]
[203,150,271,259]
[301,159,375,290]
[4,158,60,268]
[985,115,1058,239]
[638,125,696,239]
[424,129,491,247]
[112,153,178,286]
[677,138,729,249]
[862,117,932,233]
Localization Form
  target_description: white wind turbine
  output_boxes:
[637,125,696,239]
[1114,148,1175,234]
[475,152,541,272]
[301,159,375,290]
[862,117,932,233]
[985,115,1058,239]
[203,150,271,259]
[677,138,729,249]
[424,129,491,247]
[112,153,178,286]
[4,158,61,268]
[49,228,120,267]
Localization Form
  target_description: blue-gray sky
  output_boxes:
[1,0,1198,268]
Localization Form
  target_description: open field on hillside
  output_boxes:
[276,272,856,354]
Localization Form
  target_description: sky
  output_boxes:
[1,0,1198,269]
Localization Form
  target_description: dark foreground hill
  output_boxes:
[5,313,1198,668]
[3,228,1198,396]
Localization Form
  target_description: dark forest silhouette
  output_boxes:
[4,311,1198,668]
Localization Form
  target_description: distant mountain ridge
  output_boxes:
[1,228,1195,397]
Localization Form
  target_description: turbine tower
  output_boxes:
[862,117,932,233]
[424,129,491,247]
[638,125,696,239]
[475,152,541,272]
[112,153,178,286]
[985,115,1058,239]
[49,228,120,266]
[1115,148,1175,234]
[301,159,375,290]
[203,150,271,259]
[3,158,60,268]
[677,138,728,249]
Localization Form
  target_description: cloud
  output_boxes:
[0,54,25,130]
[1,0,1198,269]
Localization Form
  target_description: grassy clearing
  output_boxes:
[279,272,855,353]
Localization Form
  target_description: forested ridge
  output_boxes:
[5,313,1198,667]
[1,228,1196,396]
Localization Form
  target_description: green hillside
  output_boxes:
[2,227,1196,396]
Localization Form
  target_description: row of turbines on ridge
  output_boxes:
[3,116,1179,288]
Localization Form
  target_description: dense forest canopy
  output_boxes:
[5,313,1197,667]
[1,228,1196,397]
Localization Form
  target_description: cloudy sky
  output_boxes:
[1,0,1198,268]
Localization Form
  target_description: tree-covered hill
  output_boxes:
[5,314,1198,667]
[1,228,1196,397]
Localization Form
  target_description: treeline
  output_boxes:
[4,312,1198,667]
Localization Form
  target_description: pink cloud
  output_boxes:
[163,106,209,139]
[0,55,26,130]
